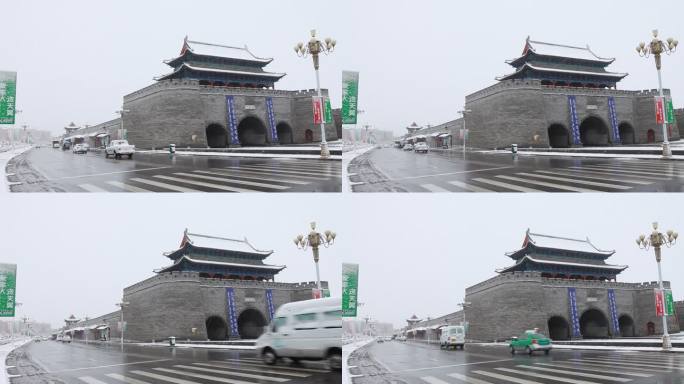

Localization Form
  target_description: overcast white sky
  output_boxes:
[3,0,683,136]
[2,194,682,330]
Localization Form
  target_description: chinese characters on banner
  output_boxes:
[312,96,323,124]
[665,290,675,316]
[655,97,665,125]
[0,264,17,317]
[655,289,665,316]
[0,71,17,125]
[665,99,675,124]
[342,263,359,317]
[341,71,359,124]
[324,98,333,124]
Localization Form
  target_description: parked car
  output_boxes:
[440,325,466,350]
[61,334,72,343]
[403,144,414,151]
[62,140,72,150]
[509,330,552,355]
[397,335,407,341]
[72,143,89,154]
[256,297,341,371]
[105,140,135,159]
[414,142,429,153]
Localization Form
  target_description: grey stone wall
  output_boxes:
[676,301,684,329]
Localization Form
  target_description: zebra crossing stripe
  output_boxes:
[534,362,652,377]
[517,365,631,382]
[153,175,257,192]
[420,376,450,384]
[473,370,543,384]
[447,180,495,192]
[447,372,496,384]
[495,367,601,384]
[172,173,290,190]
[563,360,672,373]
[217,359,329,373]
[472,178,545,192]
[192,363,310,378]
[217,167,331,181]
[536,170,652,185]
[153,367,255,384]
[581,357,684,369]
[106,181,155,192]
[495,175,601,192]
[580,165,684,177]
[77,184,109,192]
[563,167,672,181]
[605,355,684,365]
[420,184,451,192]
[227,165,337,177]
[194,170,310,185]
[173,365,289,382]
[249,163,342,174]
[106,373,154,384]
[593,163,684,173]
[78,377,109,384]
[130,370,202,384]
[130,178,202,192]
[514,172,632,190]
[569,358,678,371]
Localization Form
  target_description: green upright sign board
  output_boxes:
[341,71,359,125]
[665,289,675,316]
[0,71,17,125]
[324,98,333,124]
[0,264,17,317]
[666,99,675,124]
[342,263,359,317]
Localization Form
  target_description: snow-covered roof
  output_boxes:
[497,63,627,81]
[524,230,615,255]
[497,255,627,274]
[180,230,273,256]
[520,38,614,63]
[170,39,273,64]
[156,63,286,81]
[157,255,285,274]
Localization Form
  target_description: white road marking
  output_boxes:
[495,175,601,192]
[514,172,632,190]
[153,367,256,384]
[495,367,600,384]
[579,165,684,177]
[447,372,496,384]
[534,362,651,377]
[106,181,154,192]
[130,178,202,192]
[173,365,289,382]
[420,184,452,192]
[43,360,173,374]
[194,170,309,185]
[593,163,684,173]
[77,184,109,192]
[561,360,671,373]
[78,377,109,384]
[421,376,450,384]
[173,173,290,190]
[130,370,202,384]
[216,359,330,373]
[473,370,543,384]
[247,163,342,174]
[216,167,331,181]
[153,175,260,192]
[447,180,495,192]
[230,165,338,177]
[472,178,545,192]
[562,167,672,181]
[193,363,310,378]
[569,358,678,371]
[385,166,515,182]
[580,356,684,369]
[517,365,631,382]
[107,373,154,384]
[45,166,172,181]
[536,170,652,185]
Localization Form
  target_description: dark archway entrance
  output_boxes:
[618,123,635,145]
[618,315,635,337]
[580,117,610,146]
[548,316,570,340]
[304,129,314,143]
[647,129,656,143]
[237,309,267,339]
[237,117,268,146]
[277,122,293,144]
[580,309,610,338]
[206,124,228,148]
[206,316,228,340]
[647,321,656,336]
[548,124,570,148]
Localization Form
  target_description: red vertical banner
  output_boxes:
[312,97,323,124]
[655,97,665,124]
[655,289,665,316]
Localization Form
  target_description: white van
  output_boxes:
[439,325,465,350]
[256,297,342,371]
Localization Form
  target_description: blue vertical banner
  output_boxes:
[226,96,240,145]
[568,96,581,145]
[608,97,621,144]
[226,288,240,337]
[265,289,276,321]
[607,289,620,336]
[568,287,581,338]
[266,97,278,144]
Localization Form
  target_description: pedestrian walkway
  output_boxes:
[74,357,330,384]
[417,352,684,384]
[70,160,341,193]
[416,159,684,192]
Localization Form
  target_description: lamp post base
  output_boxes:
[320,142,331,159]
[662,334,672,350]
[662,142,672,158]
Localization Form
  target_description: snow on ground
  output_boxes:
[0,146,33,193]
[138,150,341,161]
[2,338,32,384]
[342,145,375,192]
[470,341,684,353]
[479,149,684,160]
[343,337,375,384]
[135,342,256,350]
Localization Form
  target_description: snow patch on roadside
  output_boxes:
[139,150,341,161]
[0,146,33,193]
[342,146,375,192]
[1,338,32,384]
[135,342,256,350]
[343,337,375,384]
[479,149,684,160]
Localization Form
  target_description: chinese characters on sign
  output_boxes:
[0,71,17,125]
[665,289,675,316]
[312,97,323,124]
[655,289,665,317]
[655,97,665,125]
[324,98,333,124]
[0,264,17,317]
[665,99,675,124]
[342,263,359,317]
[341,71,359,125]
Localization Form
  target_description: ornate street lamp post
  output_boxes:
[115,300,130,348]
[115,109,131,140]
[458,109,472,153]
[294,30,337,159]
[636,30,678,157]
[294,221,336,295]
[636,222,678,350]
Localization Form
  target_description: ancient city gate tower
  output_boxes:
[122,229,327,342]
[465,229,680,341]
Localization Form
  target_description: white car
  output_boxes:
[414,142,429,153]
[397,335,407,341]
[105,140,135,159]
[440,325,465,350]
[403,144,414,151]
[72,143,89,154]
[256,297,341,371]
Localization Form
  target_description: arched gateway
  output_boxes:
[580,309,610,338]
[618,315,635,337]
[580,117,610,146]
[618,123,635,145]
[547,316,570,340]
[206,316,228,340]
[206,124,228,148]
[238,309,268,339]
[548,124,570,148]
[238,117,268,146]
[277,122,294,144]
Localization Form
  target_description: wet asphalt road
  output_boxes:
[348,148,684,192]
[7,148,341,192]
[348,340,684,384]
[8,341,339,384]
